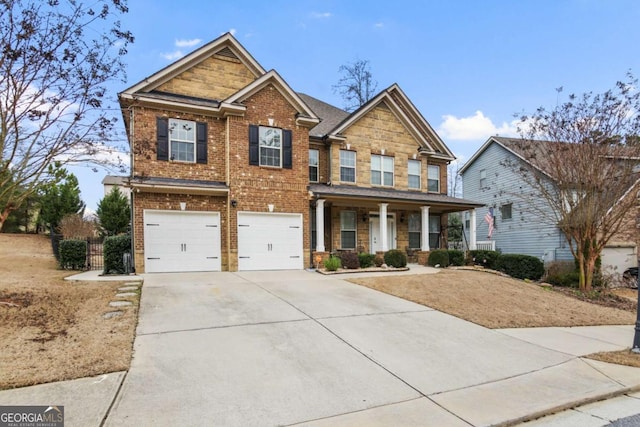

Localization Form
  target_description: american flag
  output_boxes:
[485,207,494,238]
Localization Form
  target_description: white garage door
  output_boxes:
[601,246,636,277]
[237,212,303,271]
[144,210,221,273]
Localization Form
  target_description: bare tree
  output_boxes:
[0,0,134,230]
[332,59,378,112]
[512,74,640,292]
[447,160,463,198]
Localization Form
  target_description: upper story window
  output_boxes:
[309,149,319,182]
[340,150,356,183]
[428,164,440,192]
[480,169,487,188]
[408,159,421,189]
[248,125,292,169]
[259,126,282,167]
[169,119,196,162]
[371,155,394,186]
[157,117,207,164]
[500,203,513,220]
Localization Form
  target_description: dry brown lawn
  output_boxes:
[350,269,640,367]
[0,234,138,390]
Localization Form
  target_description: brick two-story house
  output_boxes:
[118,33,482,273]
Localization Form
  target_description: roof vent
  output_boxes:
[215,46,238,60]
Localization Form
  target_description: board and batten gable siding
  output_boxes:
[462,141,573,262]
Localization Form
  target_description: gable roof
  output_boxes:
[297,93,350,138]
[459,136,556,179]
[224,70,319,126]
[325,84,456,160]
[120,32,265,97]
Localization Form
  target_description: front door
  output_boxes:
[370,215,396,252]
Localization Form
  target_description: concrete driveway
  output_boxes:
[104,270,640,427]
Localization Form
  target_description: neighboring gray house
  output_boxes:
[459,136,573,263]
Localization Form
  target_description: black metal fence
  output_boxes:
[50,233,104,271]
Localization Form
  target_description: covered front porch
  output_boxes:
[309,185,484,265]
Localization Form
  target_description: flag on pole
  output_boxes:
[484,207,494,238]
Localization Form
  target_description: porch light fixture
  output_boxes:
[231,199,237,208]
[400,212,405,223]
[362,213,368,222]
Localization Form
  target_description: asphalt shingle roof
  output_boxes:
[297,93,349,138]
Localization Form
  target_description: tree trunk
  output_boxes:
[0,206,12,232]
[577,250,587,292]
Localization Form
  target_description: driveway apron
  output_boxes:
[104,270,633,427]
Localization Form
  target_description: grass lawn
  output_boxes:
[349,268,640,367]
[0,234,138,389]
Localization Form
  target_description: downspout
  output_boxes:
[226,116,231,271]
[128,105,136,273]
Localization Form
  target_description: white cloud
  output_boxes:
[175,38,202,48]
[161,50,184,60]
[374,22,384,28]
[311,12,332,19]
[437,111,519,141]
[229,28,237,35]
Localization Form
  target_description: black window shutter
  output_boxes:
[157,117,169,161]
[196,122,207,164]
[249,125,259,165]
[283,129,292,169]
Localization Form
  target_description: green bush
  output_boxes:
[358,253,375,268]
[103,234,131,275]
[544,261,579,287]
[467,250,501,270]
[59,239,86,270]
[496,254,545,280]
[427,249,449,267]
[324,256,341,271]
[340,252,360,269]
[374,254,384,267]
[384,249,407,268]
[448,250,465,266]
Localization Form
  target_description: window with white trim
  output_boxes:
[340,150,356,183]
[371,155,394,186]
[480,169,487,188]
[340,211,357,249]
[428,164,440,192]
[259,126,282,167]
[309,149,319,182]
[408,213,421,249]
[501,203,512,220]
[429,214,441,249]
[408,159,421,189]
[169,118,196,162]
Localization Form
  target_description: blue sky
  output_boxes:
[72,0,640,211]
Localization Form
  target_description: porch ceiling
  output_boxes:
[309,184,483,213]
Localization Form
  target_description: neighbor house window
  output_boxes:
[408,160,421,189]
[408,213,421,249]
[371,154,394,186]
[480,169,487,188]
[169,118,196,162]
[309,149,319,182]
[501,203,512,220]
[259,126,282,167]
[428,165,440,192]
[340,150,356,183]
[464,211,470,230]
[340,211,357,249]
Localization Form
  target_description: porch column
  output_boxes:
[469,208,477,250]
[315,199,325,252]
[420,206,430,251]
[379,203,388,251]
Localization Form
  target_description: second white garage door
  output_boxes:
[144,210,221,273]
[237,212,303,271]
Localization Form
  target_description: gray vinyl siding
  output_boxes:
[461,142,573,262]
